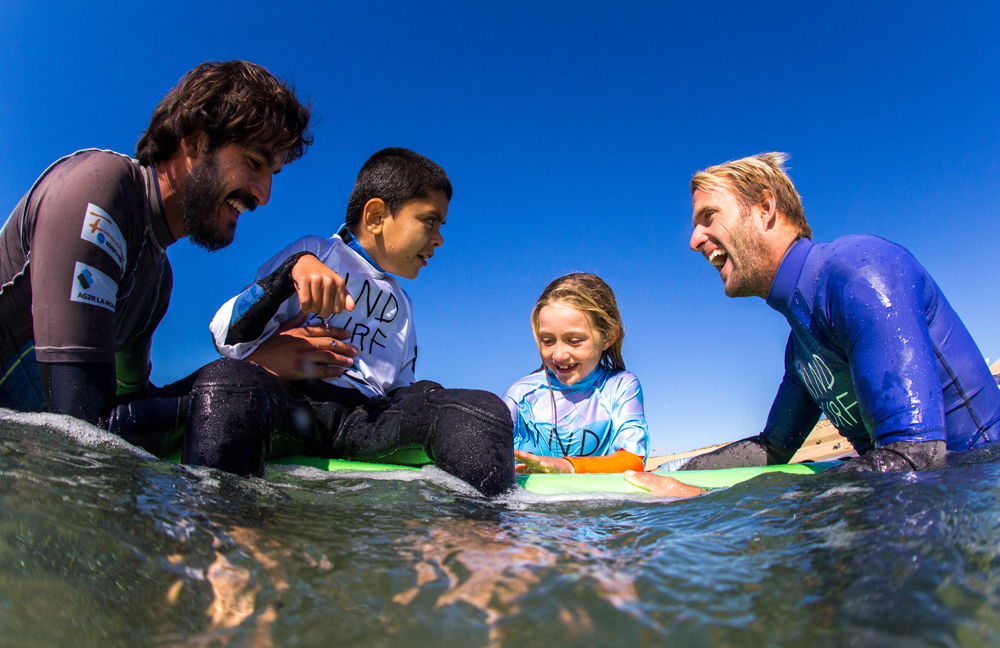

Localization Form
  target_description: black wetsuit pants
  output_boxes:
[104,359,516,497]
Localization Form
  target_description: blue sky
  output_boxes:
[2,1,998,454]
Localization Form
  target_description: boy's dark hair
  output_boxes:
[345,148,452,231]
[135,60,312,166]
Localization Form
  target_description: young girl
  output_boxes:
[502,273,649,474]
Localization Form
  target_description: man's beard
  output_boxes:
[724,208,774,298]
[181,151,246,252]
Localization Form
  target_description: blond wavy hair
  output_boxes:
[690,152,812,240]
[531,273,626,372]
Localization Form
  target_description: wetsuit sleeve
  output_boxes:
[680,435,773,470]
[115,262,171,395]
[826,439,946,472]
[567,449,645,473]
[760,337,823,457]
[116,336,154,395]
[26,154,147,418]
[38,361,116,424]
[28,164,130,364]
[606,372,649,458]
[221,251,313,345]
[210,242,321,358]
[826,252,947,446]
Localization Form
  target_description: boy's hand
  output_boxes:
[247,313,358,381]
[514,449,575,474]
[291,255,356,319]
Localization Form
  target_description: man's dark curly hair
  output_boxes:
[136,60,312,166]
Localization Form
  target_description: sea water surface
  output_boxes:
[2,410,1000,647]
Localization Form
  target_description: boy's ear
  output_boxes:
[362,198,388,235]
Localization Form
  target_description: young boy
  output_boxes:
[200,148,515,497]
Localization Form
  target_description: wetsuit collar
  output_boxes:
[337,224,385,273]
[546,365,608,392]
[766,237,813,316]
[146,164,176,249]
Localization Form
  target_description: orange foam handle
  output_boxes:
[565,449,645,474]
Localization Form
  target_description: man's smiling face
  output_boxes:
[690,183,774,298]
[182,140,284,251]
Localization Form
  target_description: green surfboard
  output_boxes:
[270,455,837,495]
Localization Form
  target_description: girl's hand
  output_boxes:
[514,449,575,474]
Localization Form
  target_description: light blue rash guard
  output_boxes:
[502,366,649,458]
[764,236,1000,454]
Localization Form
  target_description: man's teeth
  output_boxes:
[227,199,247,215]
[708,249,727,268]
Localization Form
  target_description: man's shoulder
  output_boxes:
[46,149,141,181]
[817,234,909,263]
[38,149,146,211]
[811,235,917,281]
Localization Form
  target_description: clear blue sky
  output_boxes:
[2,1,998,454]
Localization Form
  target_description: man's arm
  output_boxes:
[26,153,141,420]
[38,361,116,424]
[827,440,946,472]
[825,248,948,471]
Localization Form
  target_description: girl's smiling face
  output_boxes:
[535,300,610,385]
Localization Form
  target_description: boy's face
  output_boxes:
[376,190,449,279]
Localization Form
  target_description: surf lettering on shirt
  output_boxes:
[795,353,860,429]
[337,277,397,354]
[526,421,602,457]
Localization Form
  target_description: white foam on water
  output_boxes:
[1,408,681,504]
[0,407,156,459]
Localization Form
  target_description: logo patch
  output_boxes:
[80,203,126,271]
[70,262,117,312]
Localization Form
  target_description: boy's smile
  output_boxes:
[366,190,448,279]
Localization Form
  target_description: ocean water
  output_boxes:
[2,410,1000,647]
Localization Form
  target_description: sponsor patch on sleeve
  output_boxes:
[70,262,117,312]
[80,203,126,271]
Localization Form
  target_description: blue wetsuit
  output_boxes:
[502,366,649,459]
[680,235,999,473]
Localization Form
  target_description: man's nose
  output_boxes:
[253,173,273,207]
[690,224,708,252]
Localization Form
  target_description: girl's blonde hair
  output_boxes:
[531,273,626,372]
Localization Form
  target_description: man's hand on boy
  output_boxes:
[514,449,575,474]
[247,313,358,381]
[291,254,356,319]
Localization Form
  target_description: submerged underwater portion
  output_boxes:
[2,410,1000,647]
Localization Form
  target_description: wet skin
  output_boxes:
[690,185,774,299]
